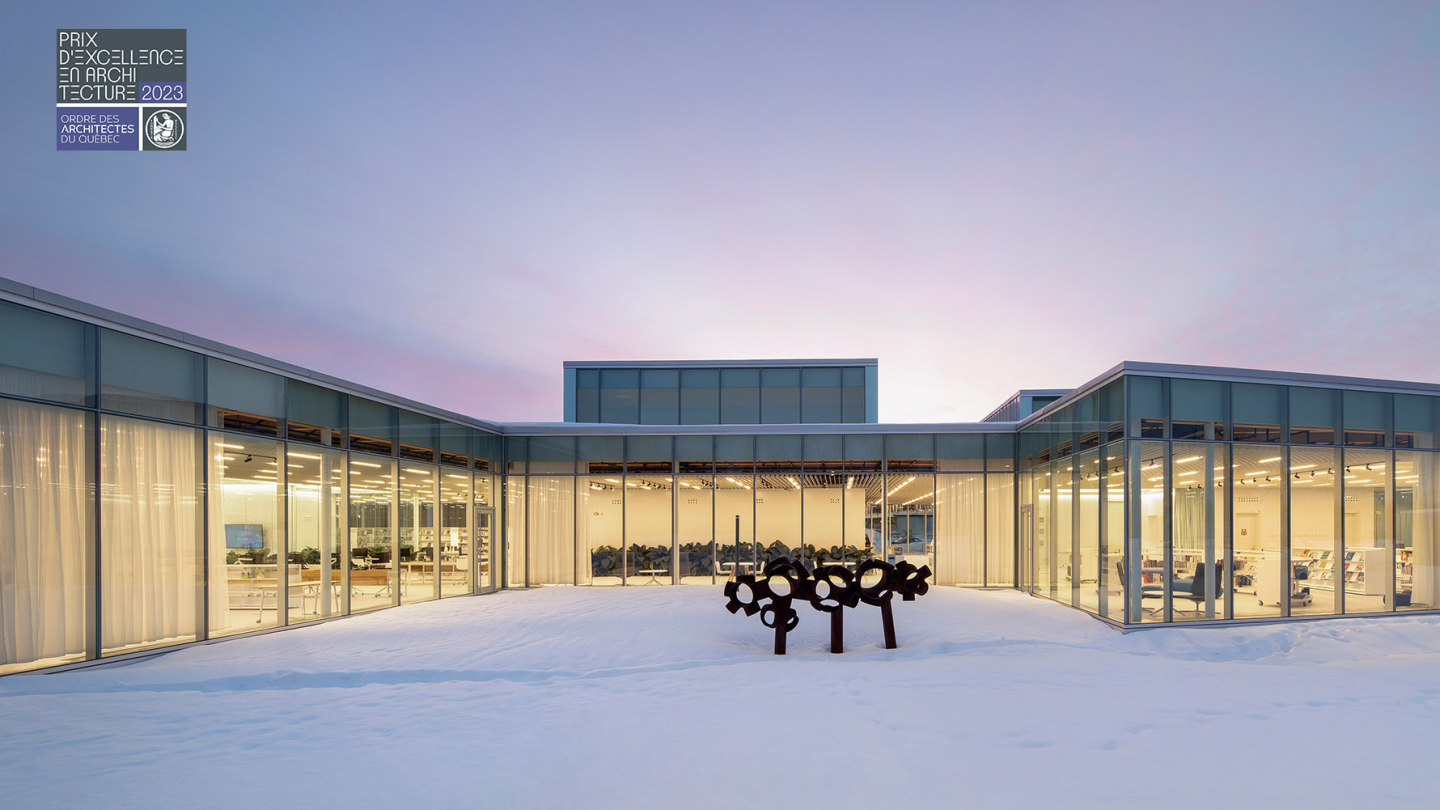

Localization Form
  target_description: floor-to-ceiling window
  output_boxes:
[101,414,203,654]
[440,469,472,597]
[715,436,754,578]
[1076,449,1101,613]
[1395,449,1439,610]
[625,436,673,584]
[1130,441,1166,622]
[843,434,883,569]
[348,453,396,612]
[802,435,846,567]
[287,445,346,622]
[755,435,802,567]
[528,438,575,586]
[399,462,437,603]
[1289,445,1338,616]
[1170,442,1222,621]
[473,433,497,591]
[1099,442,1123,620]
[0,400,93,674]
[676,436,715,583]
[208,432,286,635]
[935,434,984,587]
[1231,444,1285,619]
[1343,447,1392,614]
[987,433,1016,588]
[936,473,984,586]
[885,434,935,573]
[577,437,623,586]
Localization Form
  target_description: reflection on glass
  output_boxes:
[207,432,285,636]
[348,453,395,612]
[100,330,203,423]
[207,360,283,438]
[287,445,346,623]
[0,301,95,406]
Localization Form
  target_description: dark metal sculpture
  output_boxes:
[723,556,931,655]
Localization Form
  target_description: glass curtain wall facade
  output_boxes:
[1018,374,1440,627]
[506,431,1017,589]
[0,299,503,675]
[11,290,1440,675]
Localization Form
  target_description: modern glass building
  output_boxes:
[563,360,879,425]
[3,275,1439,676]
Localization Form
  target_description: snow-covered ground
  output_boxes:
[3,586,1440,808]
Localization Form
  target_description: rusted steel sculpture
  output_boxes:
[723,556,931,655]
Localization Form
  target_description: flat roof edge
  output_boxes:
[562,358,878,369]
[0,276,507,433]
[499,421,1015,436]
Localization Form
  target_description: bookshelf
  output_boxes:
[1293,544,1386,596]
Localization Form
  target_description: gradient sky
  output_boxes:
[2,1,1438,423]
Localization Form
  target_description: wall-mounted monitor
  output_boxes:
[225,524,264,549]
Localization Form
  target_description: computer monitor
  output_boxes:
[225,524,264,549]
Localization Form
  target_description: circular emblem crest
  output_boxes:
[145,110,183,149]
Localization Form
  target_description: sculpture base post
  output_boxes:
[830,609,843,654]
[774,623,787,656]
[880,598,897,649]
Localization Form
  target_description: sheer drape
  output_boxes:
[505,478,526,587]
[1414,453,1439,607]
[0,367,86,406]
[100,415,201,653]
[528,476,574,585]
[986,475,1015,586]
[0,400,90,670]
[936,474,984,585]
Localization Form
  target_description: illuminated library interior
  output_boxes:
[2,275,1439,675]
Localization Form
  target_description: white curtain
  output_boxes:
[528,476,574,585]
[1414,453,1439,607]
[100,415,201,652]
[0,399,90,669]
[505,478,526,587]
[0,367,86,406]
[987,475,1015,586]
[936,474,985,585]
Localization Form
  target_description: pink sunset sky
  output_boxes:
[3,1,1438,423]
